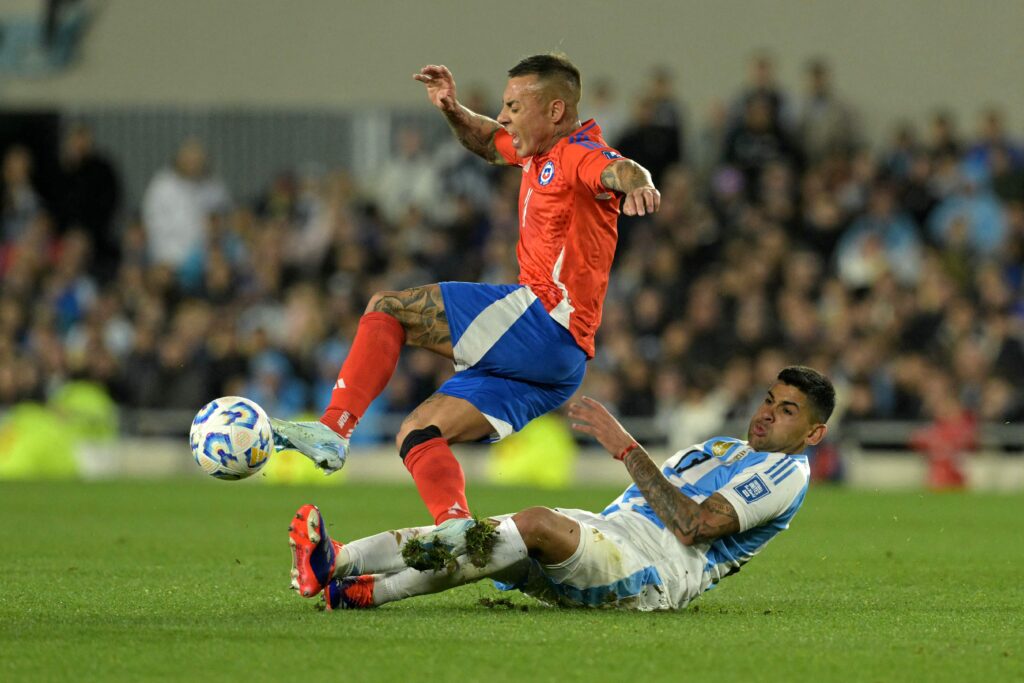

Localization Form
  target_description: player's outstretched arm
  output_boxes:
[569,397,739,545]
[413,64,507,165]
[600,160,661,216]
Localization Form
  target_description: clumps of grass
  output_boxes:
[478,597,529,612]
[401,518,500,572]
[464,519,498,568]
[478,597,515,608]
[401,538,457,572]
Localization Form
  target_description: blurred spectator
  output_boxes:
[990,147,1024,204]
[963,107,1024,179]
[42,229,96,333]
[694,99,730,178]
[53,122,121,281]
[910,371,976,490]
[796,58,860,164]
[926,110,962,160]
[980,377,1024,423]
[614,67,686,186]
[882,121,920,180]
[1,146,44,243]
[375,127,441,225]
[243,349,307,418]
[721,94,803,197]
[927,167,1007,256]
[647,65,687,163]
[661,361,748,451]
[836,183,922,287]
[651,166,719,270]
[141,137,230,270]
[895,152,939,225]
[799,168,847,258]
[615,96,681,187]
[730,51,792,132]
[584,78,627,147]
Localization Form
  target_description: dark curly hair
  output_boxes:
[777,366,835,424]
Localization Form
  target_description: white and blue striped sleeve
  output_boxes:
[716,454,810,532]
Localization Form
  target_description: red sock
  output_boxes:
[321,312,405,438]
[403,437,471,524]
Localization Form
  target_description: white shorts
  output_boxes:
[496,509,707,611]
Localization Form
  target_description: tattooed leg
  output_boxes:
[371,284,452,355]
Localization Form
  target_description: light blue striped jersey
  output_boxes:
[601,436,810,587]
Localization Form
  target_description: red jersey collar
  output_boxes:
[534,119,601,159]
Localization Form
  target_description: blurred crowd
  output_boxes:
[1,53,1022,452]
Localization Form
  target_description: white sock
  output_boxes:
[373,518,529,605]
[333,526,434,578]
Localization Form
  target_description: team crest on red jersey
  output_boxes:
[539,160,556,186]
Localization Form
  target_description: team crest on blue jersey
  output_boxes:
[734,474,771,503]
[711,440,732,457]
[539,160,556,186]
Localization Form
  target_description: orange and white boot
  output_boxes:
[288,504,342,598]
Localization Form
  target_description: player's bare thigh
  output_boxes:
[367,284,453,358]
[395,393,494,447]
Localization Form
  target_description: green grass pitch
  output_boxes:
[1,479,1021,682]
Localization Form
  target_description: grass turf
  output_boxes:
[1,479,1021,682]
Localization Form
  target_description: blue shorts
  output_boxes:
[437,282,587,441]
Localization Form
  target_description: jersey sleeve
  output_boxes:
[493,128,522,166]
[716,456,809,532]
[563,140,626,195]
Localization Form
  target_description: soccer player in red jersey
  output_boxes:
[275,54,660,560]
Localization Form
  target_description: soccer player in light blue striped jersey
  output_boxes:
[291,366,833,611]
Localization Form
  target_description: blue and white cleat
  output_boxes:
[270,418,349,474]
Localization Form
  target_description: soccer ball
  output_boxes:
[189,396,273,480]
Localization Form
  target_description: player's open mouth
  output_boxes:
[752,423,767,437]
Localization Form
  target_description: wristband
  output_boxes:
[615,441,640,461]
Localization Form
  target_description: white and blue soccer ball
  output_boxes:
[189,396,273,480]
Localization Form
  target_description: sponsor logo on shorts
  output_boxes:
[734,474,771,503]
[539,160,556,186]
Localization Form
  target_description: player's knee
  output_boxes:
[365,290,402,316]
[514,507,580,563]
[397,424,444,459]
[512,507,559,545]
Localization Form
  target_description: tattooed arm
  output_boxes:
[621,449,740,545]
[600,159,661,216]
[443,106,506,165]
[414,64,508,165]
[569,396,739,546]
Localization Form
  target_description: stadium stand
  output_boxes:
[0,56,1022,487]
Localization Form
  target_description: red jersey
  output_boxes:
[494,119,624,358]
